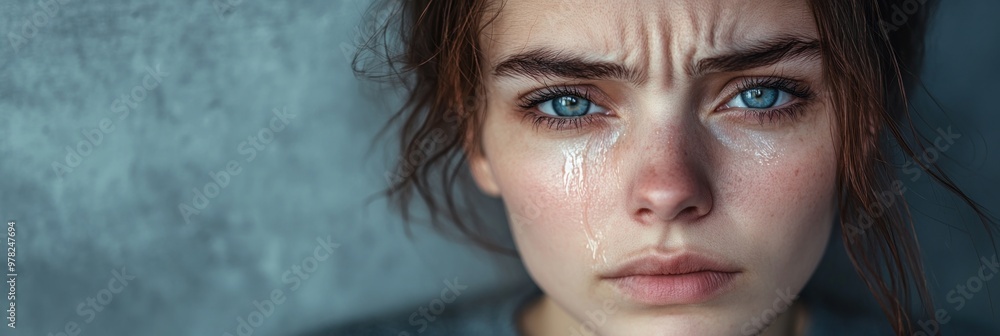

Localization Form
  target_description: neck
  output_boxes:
[518,294,810,336]
[761,300,809,336]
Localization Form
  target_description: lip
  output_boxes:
[603,250,741,305]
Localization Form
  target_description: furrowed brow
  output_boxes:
[691,37,821,76]
[492,48,644,84]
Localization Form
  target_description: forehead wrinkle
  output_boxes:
[619,5,674,88]
[654,8,677,87]
[649,0,740,88]
[701,0,735,51]
[484,1,643,83]
[583,4,652,86]
[672,1,738,80]
[482,0,817,86]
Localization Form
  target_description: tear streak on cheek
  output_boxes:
[561,129,622,268]
[710,124,784,165]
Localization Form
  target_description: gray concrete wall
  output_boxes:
[0,1,526,335]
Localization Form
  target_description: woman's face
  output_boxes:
[469,0,837,334]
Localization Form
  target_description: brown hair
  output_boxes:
[354,0,996,334]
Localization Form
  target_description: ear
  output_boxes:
[461,98,501,197]
[468,149,501,197]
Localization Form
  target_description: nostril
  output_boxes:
[634,204,707,224]
[635,208,662,224]
[636,208,655,220]
[674,206,705,221]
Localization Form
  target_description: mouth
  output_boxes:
[602,250,741,306]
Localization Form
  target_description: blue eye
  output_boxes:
[726,87,793,109]
[539,95,607,117]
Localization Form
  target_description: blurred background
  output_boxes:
[0,0,996,335]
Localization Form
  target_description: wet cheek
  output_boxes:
[728,139,838,274]
[490,150,598,287]
[706,117,837,234]
[498,148,602,239]
[479,108,585,247]
[488,131,623,272]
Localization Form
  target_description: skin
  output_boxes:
[468,0,838,335]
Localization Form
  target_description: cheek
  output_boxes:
[727,138,837,232]
[705,106,839,247]
[720,130,839,289]
[492,140,607,246]
[492,152,590,287]
[483,125,619,283]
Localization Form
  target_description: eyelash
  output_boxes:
[516,77,816,131]
[516,86,607,131]
[726,77,815,125]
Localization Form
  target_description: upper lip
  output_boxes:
[603,249,741,278]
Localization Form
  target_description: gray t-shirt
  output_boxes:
[313,285,994,335]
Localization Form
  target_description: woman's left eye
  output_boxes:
[724,87,794,109]
[538,95,608,117]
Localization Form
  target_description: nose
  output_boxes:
[626,123,714,224]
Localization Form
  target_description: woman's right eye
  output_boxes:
[537,95,608,117]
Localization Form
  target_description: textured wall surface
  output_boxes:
[0,1,527,335]
[0,0,997,335]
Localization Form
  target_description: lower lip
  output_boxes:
[609,271,738,305]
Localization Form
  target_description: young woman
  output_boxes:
[329,0,996,335]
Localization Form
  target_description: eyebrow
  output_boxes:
[492,49,645,84]
[491,36,821,83]
[690,37,821,76]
